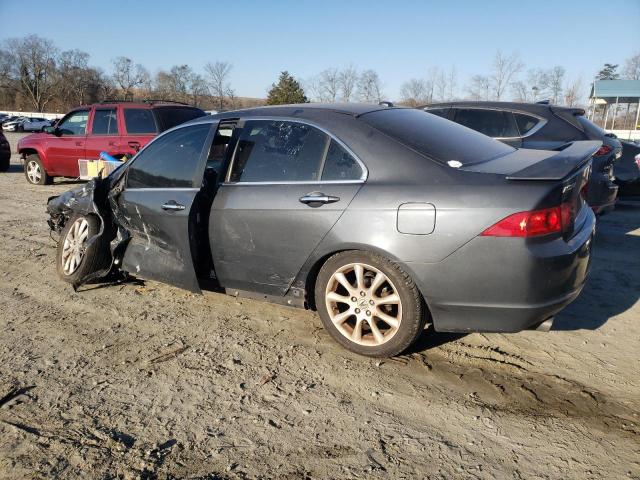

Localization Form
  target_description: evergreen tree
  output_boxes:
[596,63,620,80]
[266,71,308,105]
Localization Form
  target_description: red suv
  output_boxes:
[17,101,205,185]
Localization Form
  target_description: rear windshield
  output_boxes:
[360,108,514,166]
[154,107,206,132]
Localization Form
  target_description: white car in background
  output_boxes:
[20,117,53,132]
[1,117,29,131]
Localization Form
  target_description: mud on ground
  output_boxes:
[0,132,639,479]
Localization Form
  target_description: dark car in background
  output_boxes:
[47,104,596,357]
[0,130,10,172]
[17,101,205,185]
[615,140,640,195]
[422,101,622,213]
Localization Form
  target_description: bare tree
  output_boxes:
[400,78,429,106]
[434,69,448,101]
[446,66,457,100]
[491,51,523,100]
[425,67,439,103]
[357,69,384,103]
[111,56,149,100]
[204,61,232,110]
[189,73,208,108]
[564,77,584,107]
[466,74,490,100]
[318,68,340,102]
[511,80,532,102]
[624,52,640,80]
[5,35,60,111]
[338,65,358,102]
[541,66,565,105]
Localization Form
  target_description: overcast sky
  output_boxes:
[1,0,638,99]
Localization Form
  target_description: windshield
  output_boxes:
[360,108,514,166]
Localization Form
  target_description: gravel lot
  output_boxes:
[0,131,639,479]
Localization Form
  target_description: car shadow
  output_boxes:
[552,202,640,330]
[406,326,467,354]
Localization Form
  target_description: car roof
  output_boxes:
[191,103,398,124]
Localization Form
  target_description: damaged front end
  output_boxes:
[47,172,131,288]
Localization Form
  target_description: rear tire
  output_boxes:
[0,155,9,172]
[315,250,428,357]
[24,153,52,185]
[56,215,110,285]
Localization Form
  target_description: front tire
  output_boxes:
[315,251,428,357]
[56,215,110,285]
[24,154,52,185]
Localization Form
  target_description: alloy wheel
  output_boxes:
[325,262,402,346]
[61,218,90,275]
[26,160,41,184]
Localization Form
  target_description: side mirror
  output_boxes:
[43,126,56,134]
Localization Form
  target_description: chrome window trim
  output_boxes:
[224,116,368,185]
[450,106,548,141]
[123,187,201,192]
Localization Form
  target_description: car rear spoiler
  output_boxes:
[505,141,601,181]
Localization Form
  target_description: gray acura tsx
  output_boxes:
[47,104,596,357]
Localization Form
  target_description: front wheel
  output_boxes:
[315,251,428,357]
[24,154,52,185]
[56,215,110,285]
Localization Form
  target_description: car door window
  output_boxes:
[127,124,211,188]
[229,120,328,182]
[57,111,89,136]
[454,109,519,138]
[321,140,363,181]
[92,109,119,135]
[124,108,157,134]
[513,113,540,136]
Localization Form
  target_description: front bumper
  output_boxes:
[406,208,596,333]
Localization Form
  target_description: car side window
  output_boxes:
[229,120,328,182]
[514,113,540,136]
[124,108,157,134]
[424,108,450,118]
[57,111,89,136]
[454,109,519,138]
[92,109,119,135]
[321,140,363,181]
[127,124,211,188]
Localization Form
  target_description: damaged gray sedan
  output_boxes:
[48,104,596,357]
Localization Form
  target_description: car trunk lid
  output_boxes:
[461,141,599,240]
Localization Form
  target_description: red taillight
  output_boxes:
[481,204,572,238]
[635,154,640,168]
[594,145,612,156]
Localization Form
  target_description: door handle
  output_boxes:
[299,193,340,205]
[161,201,186,211]
[128,141,141,151]
[75,141,83,146]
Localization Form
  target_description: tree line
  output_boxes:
[1,35,639,113]
[0,35,253,113]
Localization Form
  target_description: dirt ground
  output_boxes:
[0,132,639,479]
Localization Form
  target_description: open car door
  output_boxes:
[116,122,216,292]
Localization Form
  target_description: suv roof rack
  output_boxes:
[97,99,190,106]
